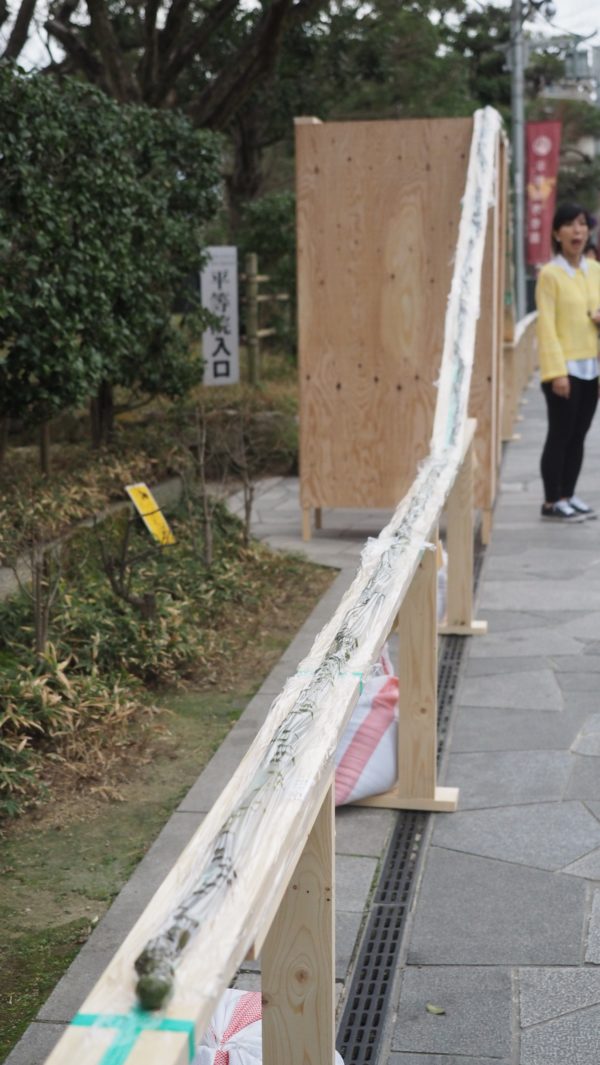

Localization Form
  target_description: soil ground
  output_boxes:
[0,555,336,1063]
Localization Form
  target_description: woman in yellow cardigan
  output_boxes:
[536,202,600,521]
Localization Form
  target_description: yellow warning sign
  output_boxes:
[125,483,175,545]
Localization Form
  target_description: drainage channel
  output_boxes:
[337,533,486,1065]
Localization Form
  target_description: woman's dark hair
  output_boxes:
[551,202,593,252]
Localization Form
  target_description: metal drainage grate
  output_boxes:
[337,533,486,1065]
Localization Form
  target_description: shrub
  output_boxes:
[0,65,222,432]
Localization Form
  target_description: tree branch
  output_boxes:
[137,0,161,96]
[188,0,294,129]
[45,16,104,81]
[2,0,37,61]
[85,0,140,100]
[148,0,239,106]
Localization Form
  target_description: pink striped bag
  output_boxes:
[334,644,399,807]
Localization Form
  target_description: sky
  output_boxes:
[516,0,600,44]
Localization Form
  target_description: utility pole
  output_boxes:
[510,0,527,320]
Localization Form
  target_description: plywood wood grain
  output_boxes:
[296,117,473,510]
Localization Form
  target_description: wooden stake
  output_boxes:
[302,506,312,541]
[439,420,488,636]
[262,787,335,1065]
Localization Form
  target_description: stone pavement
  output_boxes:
[6,375,600,1065]
[387,378,600,1065]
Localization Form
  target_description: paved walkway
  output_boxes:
[7,377,600,1065]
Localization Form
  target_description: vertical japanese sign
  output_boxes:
[200,246,240,385]
[526,121,561,266]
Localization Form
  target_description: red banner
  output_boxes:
[526,121,561,266]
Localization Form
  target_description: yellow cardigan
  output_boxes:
[535,259,600,382]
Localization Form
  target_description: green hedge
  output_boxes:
[0,66,222,427]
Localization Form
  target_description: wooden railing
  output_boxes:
[44,106,507,1065]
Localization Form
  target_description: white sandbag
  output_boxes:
[334,644,398,806]
[193,988,345,1064]
[193,990,262,1065]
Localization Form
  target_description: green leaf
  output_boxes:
[425,1003,446,1015]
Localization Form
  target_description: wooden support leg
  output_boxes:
[262,787,335,1065]
[480,507,493,547]
[439,433,488,636]
[314,507,322,530]
[302,507,312,542]
[355,542,458,813]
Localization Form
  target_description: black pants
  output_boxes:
[541,376,599,502]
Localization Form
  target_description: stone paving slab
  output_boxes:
[460,664,562,707]
[335,806,396,857]
[481,580,600,612]
[560,847,600,878]
[407,849,586,966]
[450,706,588,752]
[572,719,600,756]
[336,855,379,913]
[391,966,512,1059]
[558,611,600,639]
[557,671,600,692]
[519,967,600,1026]
[477,608,556,630]
[464,655,549,675]
[468,625,583,658]
[459,667,564,709]
[554,654,600,672]
[565,755,600,801]
[520,1006,600,1065]
[431,801,600,870]
[445,750,573,808]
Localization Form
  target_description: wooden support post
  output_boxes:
[262,787,335,1065]
[355,537,458,813]
[480,507,493,546]
[302,507,312,541]
[439,422,488,636]
[246,253,259,386]
[314,507,322,530]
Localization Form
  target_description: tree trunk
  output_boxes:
[225,109,264,232]
[90,380,115,448]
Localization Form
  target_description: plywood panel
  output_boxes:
[296,117,473,510]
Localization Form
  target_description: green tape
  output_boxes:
[72,1008,195,1065]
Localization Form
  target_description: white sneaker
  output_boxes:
[541,501,586,522]
[568,496,597,519]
